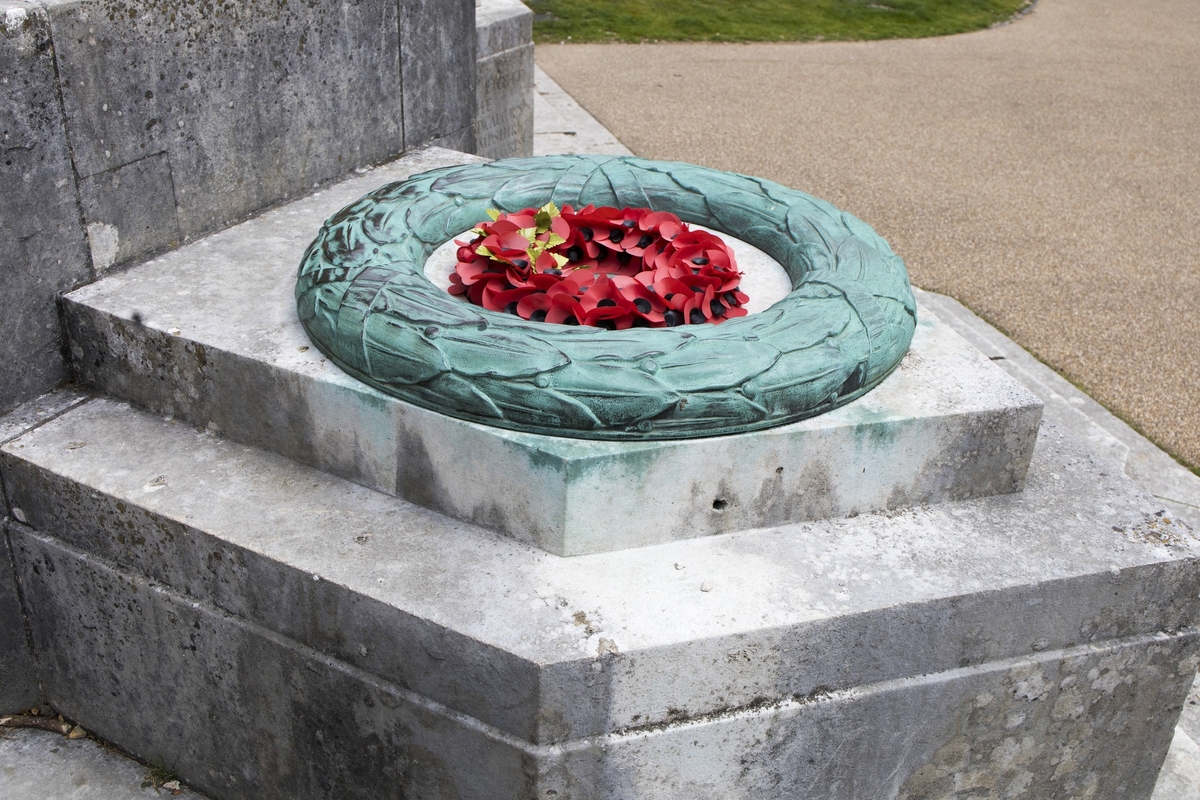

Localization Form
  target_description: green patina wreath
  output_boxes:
[295,155,916,440]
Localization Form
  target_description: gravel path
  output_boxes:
[537,0,1200,471]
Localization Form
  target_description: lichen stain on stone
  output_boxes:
[897,642,1193,799]
[1124,512,1197,548]
[191,342,207,370]
[519,440,568,476]
[394,419,547,546]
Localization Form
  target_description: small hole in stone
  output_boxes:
[775,466,784,475]
[712,498,728,511]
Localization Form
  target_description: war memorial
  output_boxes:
[2,1,1197,797]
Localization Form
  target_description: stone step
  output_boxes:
[0,726,212,799]
[2,395,1197,798]
[61,148,1043,556]
[914,287,1200,531]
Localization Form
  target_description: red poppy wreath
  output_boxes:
[447,203,749,328]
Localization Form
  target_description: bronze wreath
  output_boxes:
[295,155,917,440]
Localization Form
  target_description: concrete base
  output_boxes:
[9,51,1200,800]
[63,148,1042,556]
[0,525,38,714]
[2,394,1198,798]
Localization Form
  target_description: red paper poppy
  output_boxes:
[448,203,747,328]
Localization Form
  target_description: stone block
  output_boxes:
[476,0,534,158]
[402,0,477,151]
[10,525,529,800]
[0,389,89,712]
[1,0,490,418]
[425,127,478,156]
[0,522,40,713]
[45,0,406,241]
[477,0,533,56]
[77,151,181,271]
[0,3,91,414]
[476,43,535,159]
[2,397,1198,797]
[0,726,215,800]
[61,151,1042,555]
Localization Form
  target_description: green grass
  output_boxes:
[142,759,181,792]
[530,0,1033,44]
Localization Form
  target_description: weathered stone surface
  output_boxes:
[45,0,406,247]
[476,0,534,158]
[11,525,531,800]
[534,65,634,157]
[0,388,88,712]
[476,42,534,159]
[1,397,1197,797]
[61,149,1038,554]
[0,3,92,414]
[0,521,40,713]
[0,387,91,519]
[917,287,1200,533]
[402,0,477,151]
[77,151,181,271]
[477,0,532,56]
[2,0,494,418]
[63,289,1043,554]
[0,727,212,799]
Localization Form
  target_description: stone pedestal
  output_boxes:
[3,398,1197,799]
[63,150,1041,555]
[3,148,1197,799]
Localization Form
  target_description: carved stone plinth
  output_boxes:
[64,150,1039,555]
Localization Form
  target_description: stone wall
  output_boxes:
[0,6,92,411]
[1,521,40,711]
[475,0,534,159]
[0,0,492,416]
